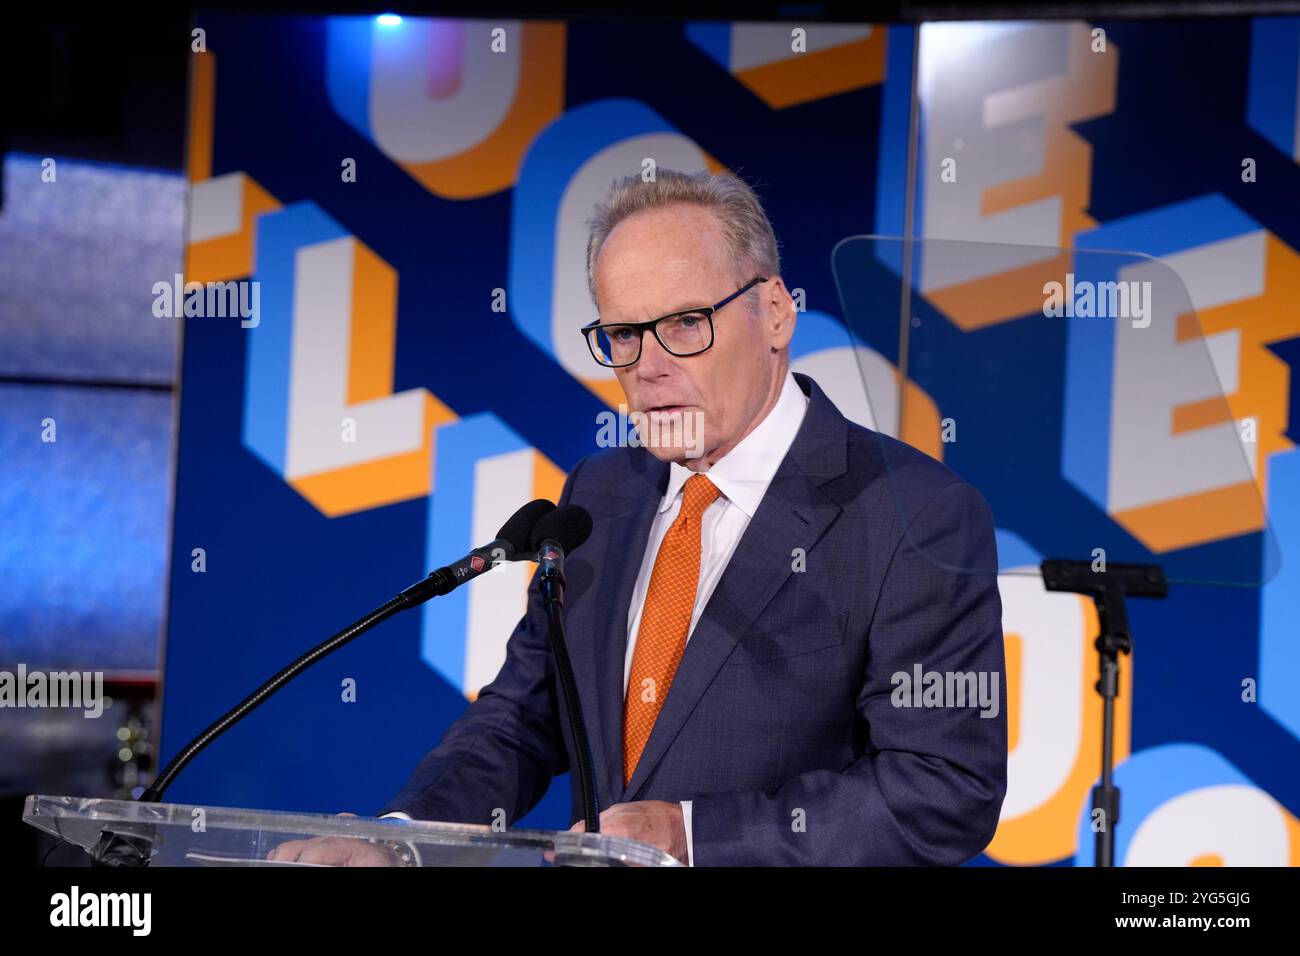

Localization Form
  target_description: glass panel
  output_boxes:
[831,235,1279,588]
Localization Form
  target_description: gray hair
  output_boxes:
[585,169,781,309]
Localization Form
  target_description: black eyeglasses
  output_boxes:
[580,277,768,368]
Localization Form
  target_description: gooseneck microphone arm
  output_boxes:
[137,498,557,808]
[531,506,600,835]
[141,590,405,805]
[91,590,424,863]
[92,502,556,866]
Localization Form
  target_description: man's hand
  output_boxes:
[267,813,405,867]
[570,800,687,865]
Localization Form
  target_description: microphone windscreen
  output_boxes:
[498,499,557,555]
[529,504,594,554]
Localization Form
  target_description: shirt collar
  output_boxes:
[659,370,810,519]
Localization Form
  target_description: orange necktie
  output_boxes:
[623,474,722,787]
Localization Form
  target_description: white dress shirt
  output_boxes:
[386,371,810,868]
[624,370,809,865]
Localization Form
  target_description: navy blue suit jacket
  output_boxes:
[382,372,1008,865]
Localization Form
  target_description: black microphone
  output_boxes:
[399,498,556,607]
[531,505,594,607]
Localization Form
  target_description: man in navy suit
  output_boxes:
[277,169,1006,866]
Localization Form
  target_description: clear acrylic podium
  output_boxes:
[23,795,682,867]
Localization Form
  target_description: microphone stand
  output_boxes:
[1040,559,1167,867]
[537,542,602,835]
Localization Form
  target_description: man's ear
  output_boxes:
[767,277,797,350]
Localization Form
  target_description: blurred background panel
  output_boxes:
[0,379,175,669]
[0,153,185,672]
[0,154,184,385]
[0,11,188,864]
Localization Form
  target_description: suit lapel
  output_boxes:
[619,373,849,802]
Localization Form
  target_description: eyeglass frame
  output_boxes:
[579,276,769,368]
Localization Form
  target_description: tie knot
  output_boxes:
[680,474,721,519]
